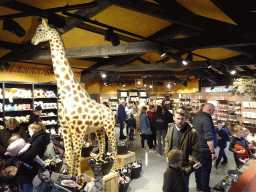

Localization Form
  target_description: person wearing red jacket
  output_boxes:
[147,105,157,147]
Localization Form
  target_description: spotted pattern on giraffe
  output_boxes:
[31,20,117,177]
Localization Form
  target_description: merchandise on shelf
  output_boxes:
[4,88,32,98]
[34,89,56,98]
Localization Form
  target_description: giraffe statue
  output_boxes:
[31,20,117,176]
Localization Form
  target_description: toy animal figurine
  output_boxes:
[31,20,117,176]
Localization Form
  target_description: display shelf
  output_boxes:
[0,81,59,130]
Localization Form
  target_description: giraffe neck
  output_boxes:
[48,28,90,98]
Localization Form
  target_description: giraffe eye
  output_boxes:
[39,29,42,32]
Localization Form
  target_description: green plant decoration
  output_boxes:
[229,76,256,101]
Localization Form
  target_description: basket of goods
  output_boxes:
[118,174,130,192]
[88,152,114,176]
[44,155,63,173]
[81,142,95,157]
[116,166,132,179]
[129,160,142,179]
[117,141,130,155]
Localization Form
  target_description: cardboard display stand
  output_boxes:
[117,151,136,168]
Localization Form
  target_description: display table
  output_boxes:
[212,159,256,192]
[117,151,135,168]
[80,156,93,173]
[229,159,256,192]
[86,170,119,192]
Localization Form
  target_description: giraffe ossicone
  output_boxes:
[31,19,117,176]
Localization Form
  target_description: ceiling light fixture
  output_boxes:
[211,84,214,90]
[207,60,212,68]
[158,45,166,57]
[229,67,237,75]
[101,72,106,78]
[182,53,193,65]
[105,28,120,46]
[3,19,26,37]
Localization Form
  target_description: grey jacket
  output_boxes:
[192,111,217,152]
[164,122,200,167]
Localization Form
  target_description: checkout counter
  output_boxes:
[213,159,256,191]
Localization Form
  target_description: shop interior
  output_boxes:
[1,0,256,191]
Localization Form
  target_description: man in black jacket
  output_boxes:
[192,103,217,192]
[164,108,200,191]
[0,118,30,156]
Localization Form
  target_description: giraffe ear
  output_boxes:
[42,19,48,27]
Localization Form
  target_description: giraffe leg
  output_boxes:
[95,127,106,161]
[105,121,117,171]
[62,126,74,176]
[72,133,84,176]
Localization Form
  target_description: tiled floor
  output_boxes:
[115,127,238,192]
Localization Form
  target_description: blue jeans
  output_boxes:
[22,183,34,192]
[195,151,212,192]
[156,130,167,155]
[184,175,190,192]
[215,147,227,168]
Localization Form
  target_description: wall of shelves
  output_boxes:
[0,81,59,130]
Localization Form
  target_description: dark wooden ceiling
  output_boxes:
[1,0,256,86]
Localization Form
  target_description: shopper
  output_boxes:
[147,105,157,147]
[215,120,230,169]
[229,125,249,169]
[154,105,167,156]
[15,122,50,192]
[127,114,136,140]
[118,100,127,139]
[0,118,30,156]
[192,103,217,192]
[28,105,42,125]
[125,102,134,137]
[164,108,200,191]
[139,107,154,151]
[5,133,45,168]
[163,149,201,192]
[162,105,173,125]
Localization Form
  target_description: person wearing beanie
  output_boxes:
[28,105,42,126]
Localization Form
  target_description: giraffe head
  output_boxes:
[31,20,52,45]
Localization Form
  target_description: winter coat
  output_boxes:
[164,123,200,167]
[139,114,152,135]
[147,111,156,127]
[118,104,126,122]
[0,126,30,156]
[164,111,173,131]
[154,106,167,131]
[217,127,230,148]
[163,165,195,192]
[15,130,50,184]
[192,111,217,152]
[229,136,249,155]
[127,118,136,129]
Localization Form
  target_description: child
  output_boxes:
[4,165,18,177]
[229,125,249,169]
[163,149,201,192]
[4,133,45,169]
[127,114,136,141]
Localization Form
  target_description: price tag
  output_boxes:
[93,163,102,178]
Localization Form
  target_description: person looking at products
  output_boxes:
[164,108,200,191]
[125,102,134,137]
[140,107,154,151]
[154,105,167,156]
[28,105,42,126]
[147,105,157,147]
[0,118,30,156]
[192,103,217,192]
[127,114,136,141]
[229,125,249,169]
[118,100,127,139]
[214,120,230,169]
[163,149,201,192]
[15,122,50,192]
[242,128,256,154]
[4,133,45,168]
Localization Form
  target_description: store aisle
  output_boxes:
[115,126,238,192]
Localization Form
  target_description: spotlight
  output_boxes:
[3,19,26,37]
[105,28,120,46]
[182,53,193,65]
[101,72,107,78]
[48,13,66,28]
[207,60,212,68]
[211,84,214,90]
[158,45,166,57]
[219,64,228,74]
[225,85,229,89]
[229,67,237,75]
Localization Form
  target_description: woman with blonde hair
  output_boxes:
[15,122,50,192]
